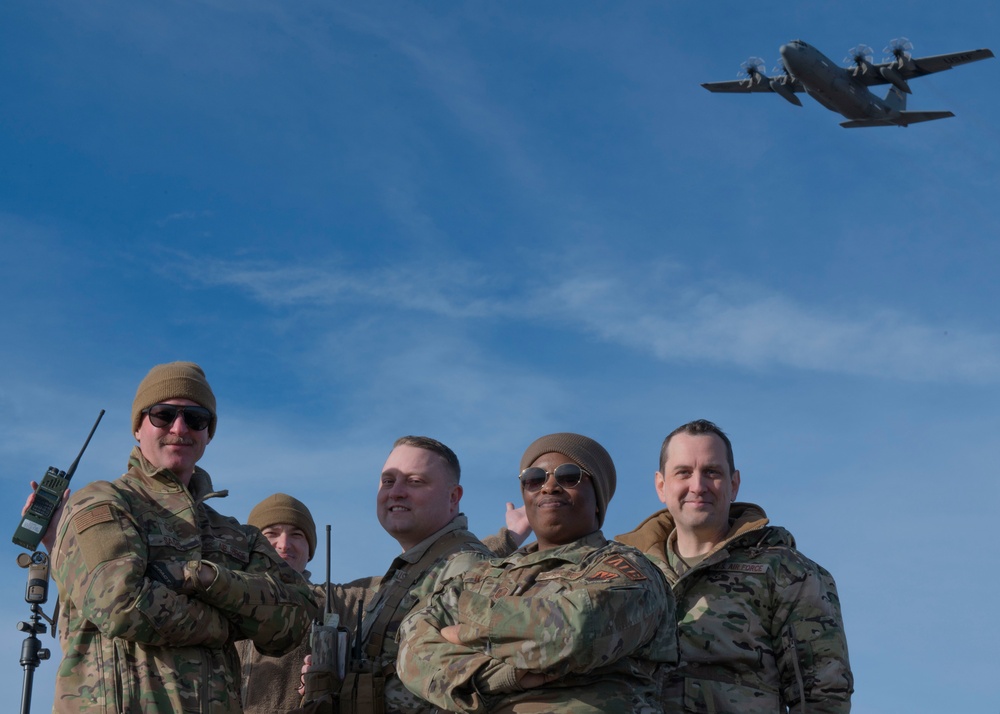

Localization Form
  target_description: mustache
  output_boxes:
[535,497,569,507]
[160,436,195,446]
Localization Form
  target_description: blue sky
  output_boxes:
[2,2,998,711]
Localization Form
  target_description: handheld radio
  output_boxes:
[310,524,348,679]
[13,410,105,551]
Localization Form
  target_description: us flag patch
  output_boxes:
[74,504,115,533]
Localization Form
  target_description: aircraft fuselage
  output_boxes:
[780,40,891,121]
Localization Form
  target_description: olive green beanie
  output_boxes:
[248,493,317,561]
[132,362,217,438]
[519,432,617,527]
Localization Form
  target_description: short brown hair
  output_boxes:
[392,435,461,482]
[659,419,735,474]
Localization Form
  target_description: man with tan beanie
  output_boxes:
[249,493,318,576]
[241,494,316,714]
[50,361,318,714]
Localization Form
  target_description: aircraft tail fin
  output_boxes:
[883,86,907,111]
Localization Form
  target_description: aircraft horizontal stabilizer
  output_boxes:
[840,110,954,128]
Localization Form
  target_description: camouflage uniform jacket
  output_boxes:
[286,523,521,714]
[239,578,374,714]
[617,502,853,714]
[238,610,315,714]
[336,514,495,714]
[396,531,678,714]
[51,447,318,713]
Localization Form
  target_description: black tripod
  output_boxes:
[16,552,55,714]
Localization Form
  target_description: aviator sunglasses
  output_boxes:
[143,403,213,431]
[519,463,589,493]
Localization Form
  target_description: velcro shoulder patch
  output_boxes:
[73,504,115,533]
[713,562,769,574]
[602,554,647,581]
[73,504,131,570]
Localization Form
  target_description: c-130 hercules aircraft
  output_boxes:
[702,38,994,127]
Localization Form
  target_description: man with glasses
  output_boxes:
[617,419,853,713]
[50,361,317,713]
[396,432,676,713]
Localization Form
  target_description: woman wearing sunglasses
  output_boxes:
[397,432,677,713]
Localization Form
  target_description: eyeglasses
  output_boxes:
[519,463,589,493]
[143,404,213,432]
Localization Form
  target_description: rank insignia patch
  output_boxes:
[603,555,647,581]
[587,570,620,582]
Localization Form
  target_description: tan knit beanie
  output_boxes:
[132,362,218,437]
[248,493,317,561]
[519,432,617,527]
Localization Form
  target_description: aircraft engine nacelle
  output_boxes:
[879,65,912,94]
[769,78,803,106]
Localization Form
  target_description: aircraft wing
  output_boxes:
[858,48,994,86]
[701,78,804,94]
[904,48,994,77]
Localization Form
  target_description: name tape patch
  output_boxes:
[713,563,769,574]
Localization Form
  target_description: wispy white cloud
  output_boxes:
[186,256,513,319]
[176,253,1000,384]
[547,279,1000,382]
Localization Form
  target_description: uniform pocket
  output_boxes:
[682,676,781,714]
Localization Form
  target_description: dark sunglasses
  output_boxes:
[519,463,589,493]
[143,403,213,431]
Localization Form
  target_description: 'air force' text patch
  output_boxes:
[713,562,769,574]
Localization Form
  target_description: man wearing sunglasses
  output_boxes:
[617,419,853,714]
[396,432,677,713]
[49,361,318,714]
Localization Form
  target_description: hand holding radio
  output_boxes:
[13,410,104,552]
[21,481,70,552]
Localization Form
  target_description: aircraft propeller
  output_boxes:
[771,59,795,83]
[844,44,874,75]
[883,37,913,68]
[767,59,802,106]
[738,56,767,87]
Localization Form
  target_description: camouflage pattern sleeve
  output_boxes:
[773,559,853,713]
[409,548,492,606]
[52,482,231,647]
[397,546,672,712]
[397,588,500,714]
[197,529,319,655]
[459,553,668,680]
